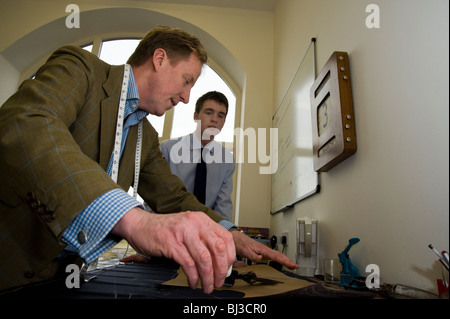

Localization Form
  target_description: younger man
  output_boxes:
[160,91,234,221]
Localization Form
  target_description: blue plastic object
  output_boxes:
[338,238,361,287]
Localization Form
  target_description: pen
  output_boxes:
[439,259,449,272]
[428,244,444,261]
[442,267,448,288]
[442,251,449,266]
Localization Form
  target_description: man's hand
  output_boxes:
[231,230,298,270]
[111,207,235,294]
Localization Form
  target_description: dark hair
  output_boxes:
[195,91,229,114]
[127,25,208,66]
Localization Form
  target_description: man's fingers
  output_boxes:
[179,238,227,293]
[182,260,200,290]
[209,238,230,288]
[188,244,214,293]
[263,248,298,270]
[232,230,298,270]
[171,243,200,290]
[184,219,234,292]
[116,210,238,294]
[120,254,149,263]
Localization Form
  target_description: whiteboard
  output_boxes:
[271,40,319,214]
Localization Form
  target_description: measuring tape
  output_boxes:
[133,122,142,199]
[111,64,142,200]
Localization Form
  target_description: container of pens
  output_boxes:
[428,244,449,298]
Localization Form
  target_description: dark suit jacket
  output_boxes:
[0,45,222,291]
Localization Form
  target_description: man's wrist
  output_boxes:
[61,189,142,263]
[111,206,145,240]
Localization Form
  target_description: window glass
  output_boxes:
[81,40,236,142]
[98,39,140,65]
[82,44,93,52]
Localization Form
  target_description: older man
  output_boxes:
[0,26,297,294]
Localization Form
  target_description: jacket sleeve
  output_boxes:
[0,46,117,238]
[138,124,224,223]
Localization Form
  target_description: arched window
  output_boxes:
[82,39,236,147]
[3,7,244,225]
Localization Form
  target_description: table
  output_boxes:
[2,257,377,300]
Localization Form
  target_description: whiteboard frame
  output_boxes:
[270,39,319,215]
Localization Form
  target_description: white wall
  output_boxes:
[1,0,448,294]
[272,0,449,293]
[0,55,20,106]
[0,1,274,227]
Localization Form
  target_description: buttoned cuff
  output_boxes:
[218,219,238,231]
[62,189,143,263]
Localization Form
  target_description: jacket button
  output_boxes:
[77,231,87,245]
[24,270,35,279]
[26,192,35,203]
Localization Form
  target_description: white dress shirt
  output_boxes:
[160,133,235,221]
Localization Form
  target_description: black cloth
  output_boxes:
[0,258,377,300]
[0,258,243,299]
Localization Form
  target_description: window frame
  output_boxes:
[85,38,239,151]
[83,37,242,220]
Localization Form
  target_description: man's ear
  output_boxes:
[152,48,167,69]
[193,112,199,121]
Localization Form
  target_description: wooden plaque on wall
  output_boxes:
[310,51,357,172]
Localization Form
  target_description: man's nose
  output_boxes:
[179,89,191,104]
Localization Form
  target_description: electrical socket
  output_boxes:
[282,231,289,246]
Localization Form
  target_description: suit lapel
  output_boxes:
[99,65,125,170]
[99,65,136,189]
[119,125,137,187]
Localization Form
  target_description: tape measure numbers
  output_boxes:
[111,64,142,200]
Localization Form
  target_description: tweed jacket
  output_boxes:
[0,45,222,291]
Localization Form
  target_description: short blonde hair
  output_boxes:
[127,25,208,66]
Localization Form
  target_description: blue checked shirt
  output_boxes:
[62,68,146,263]
[62,68,236,264]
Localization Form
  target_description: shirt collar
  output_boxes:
[124,66,147,122]
[127,66,140,101]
